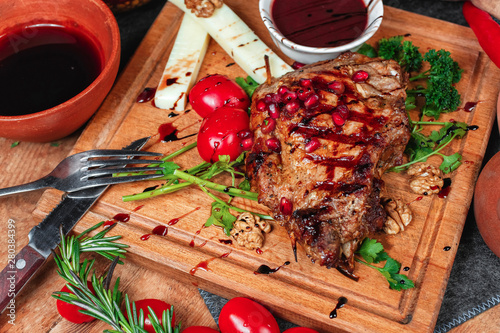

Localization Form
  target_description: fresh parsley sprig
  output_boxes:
[358,36,463,119]
[377,35,423,73]
[407,49,463,118]
[392,121,468,173]
[355,238,415,291]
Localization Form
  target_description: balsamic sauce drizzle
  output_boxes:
[254,261,291,275]
[330,297,348,319]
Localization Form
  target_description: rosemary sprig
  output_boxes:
[52,222,180,333]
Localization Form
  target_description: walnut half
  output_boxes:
[382,197,412,235]
[407,163,444,195]
[185,0,223,18]
[230,212,272,250]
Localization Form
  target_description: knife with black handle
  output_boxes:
[0,137,151,313]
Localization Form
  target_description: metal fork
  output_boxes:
[0,149,164,197]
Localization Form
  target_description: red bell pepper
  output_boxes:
[463,1,500,69]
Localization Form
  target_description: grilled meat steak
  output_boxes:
[246,52,410,273]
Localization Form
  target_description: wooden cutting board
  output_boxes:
[34,1,500,332]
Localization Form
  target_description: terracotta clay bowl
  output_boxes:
[0,0,120,142]
[474,150,500,259]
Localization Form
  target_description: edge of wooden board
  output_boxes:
[33,3,500,333]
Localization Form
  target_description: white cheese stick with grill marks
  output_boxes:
[154,14,210,110]
[169,0,293,84]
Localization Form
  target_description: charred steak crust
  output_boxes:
[246,52,410,273]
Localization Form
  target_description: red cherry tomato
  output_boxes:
[283,328,320,333]
[182,326,220,333]
[189,74,250,118]
[56,281,95,324]
[134,299,175,333]
[197,106,251,163]
[219,297,280,333]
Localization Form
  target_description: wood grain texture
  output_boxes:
[0,90,215,333]
[28,1,500,333]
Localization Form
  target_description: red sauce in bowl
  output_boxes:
[0,23,103,116]
[271,0,368,48]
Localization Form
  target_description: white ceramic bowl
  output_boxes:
[259,0,384,64]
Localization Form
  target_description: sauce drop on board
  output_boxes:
[438,178,452,199]
[0,23,103,116]
[271,0,368,48]
[157,122,196,142]
[329,296,348,319]
[254,261,290,275]
[103,220,115,228]
[190,251,232,275]
[113,213,130,222]
[137,87,156,103]
[152,225,168,236]
[463,101,478,112]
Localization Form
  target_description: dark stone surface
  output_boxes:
[114,0,169,71]
[114,1,500,332]
[384,0,468,26]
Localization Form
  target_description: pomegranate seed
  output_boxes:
[256,99,266,111]
[292,61,305,70]
[332,113,346,126]
[327,81,345,94]
[264,94,273,104]
[268,102,280,119]
[352,70,369,82]
[237,129,253,139]
[279,197,293,215]
[278,86,289,95]
[305,137,321,153]
[299,78,313,88]
[241,137,254,150]
[297,88,312,101]
[261,117,276,134]
[266,137,281,152]
[304,93,319,109]
[284,91,298,103]
[335,104,349,119]
[271,93,282,103]
[284,101,300,114]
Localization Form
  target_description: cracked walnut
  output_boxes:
[382,197,412,235]
[230,212,272,250]
[407,163,444,195]
[185,0,223,17]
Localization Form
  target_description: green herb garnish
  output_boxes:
[393,121,468,173]
[52,222,180,332]
[407,49,463,118]
[235,76,259,97]
[355,238,415,291]
[378,36,423,73]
